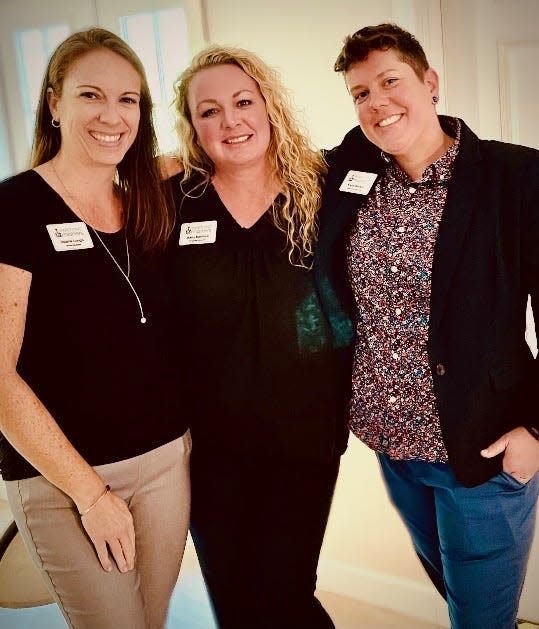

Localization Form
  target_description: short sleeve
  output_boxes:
[0,172,39,273]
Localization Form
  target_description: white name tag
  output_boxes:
[339,170,378,195]
[179,220,217,246]
[46,222,94,251]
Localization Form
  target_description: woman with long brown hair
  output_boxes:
[0,28,190,629]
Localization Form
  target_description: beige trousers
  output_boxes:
[5,431,191,629]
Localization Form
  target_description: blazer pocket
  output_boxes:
[488,363,522,392]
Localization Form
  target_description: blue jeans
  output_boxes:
[377,454,539,629]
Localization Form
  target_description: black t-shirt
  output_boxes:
[170,175,350,462]
[0,170,187,480]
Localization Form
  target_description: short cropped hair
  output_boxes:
[334,23,429,79]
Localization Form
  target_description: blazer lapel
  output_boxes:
[430,125,482,333]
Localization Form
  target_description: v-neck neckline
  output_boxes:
[210,182,275,232]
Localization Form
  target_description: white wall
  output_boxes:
[201,0,443,148]
[202,0,379,148]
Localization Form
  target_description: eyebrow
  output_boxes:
[196,89,255,107]
[75,83,140,96]
[350,68,398,90]
[348,68,400,92]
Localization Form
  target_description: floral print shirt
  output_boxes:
[346,118,461,461]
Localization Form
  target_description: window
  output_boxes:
[120,7,191,153]
[15,24,70,147]
[0,1,202,175]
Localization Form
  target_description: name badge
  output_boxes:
[339,170,378,195]
[46,222,94,251]
[179,220,217,246]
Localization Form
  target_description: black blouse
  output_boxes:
[0,171,187,480]
[170,175,351,462]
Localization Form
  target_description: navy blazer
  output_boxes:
[315,116,539,487]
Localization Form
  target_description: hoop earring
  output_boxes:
[432,95,439,104]
[51,117,60,128]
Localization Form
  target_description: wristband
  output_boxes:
[79,485,110,517]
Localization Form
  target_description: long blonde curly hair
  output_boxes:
[173,45,326,266]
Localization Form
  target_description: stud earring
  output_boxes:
[432,95,439,104]
[51,117,60,128]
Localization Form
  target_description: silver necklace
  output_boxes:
[89,229,146,324]
[51,160,147,324]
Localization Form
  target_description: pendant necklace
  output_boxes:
[51,160,147,324]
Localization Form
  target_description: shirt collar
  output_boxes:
[381,117,462,185]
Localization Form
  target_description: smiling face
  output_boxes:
[187,63,271,173]
[345,48,440,166]
[48,48,141,168]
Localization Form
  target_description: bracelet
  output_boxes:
[525,426,539,441]
[79,485,110,517]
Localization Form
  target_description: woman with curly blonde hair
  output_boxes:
[169,45,353,629]
[174,45,324,265]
